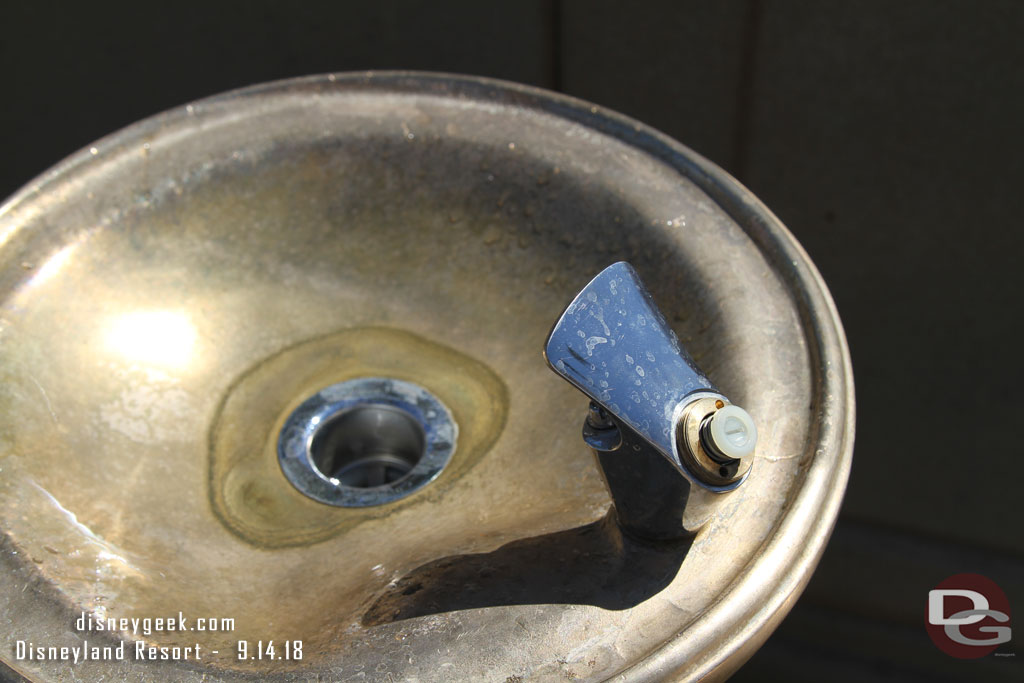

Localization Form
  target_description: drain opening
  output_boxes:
[278,377,457,507]
[310,404,426,487]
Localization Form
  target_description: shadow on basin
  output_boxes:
[361,511,692,626]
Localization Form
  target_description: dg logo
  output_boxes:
[926,573,1012,659]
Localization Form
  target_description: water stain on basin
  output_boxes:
[210,326,508,548]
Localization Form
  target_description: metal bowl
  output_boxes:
[0,73,853,681]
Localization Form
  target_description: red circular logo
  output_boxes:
[926,573,1012,659]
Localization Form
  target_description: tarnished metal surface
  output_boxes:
[0,73,854,681]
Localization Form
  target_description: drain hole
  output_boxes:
[310,404,426,488]
[279,377,457,506]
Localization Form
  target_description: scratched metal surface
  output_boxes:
[0,73,853,681]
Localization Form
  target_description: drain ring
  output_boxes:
[278,377,457,507]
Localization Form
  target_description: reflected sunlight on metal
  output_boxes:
[105,310,197,370]
[26,241,79,290]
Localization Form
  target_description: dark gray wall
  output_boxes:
[3,1,1021,679]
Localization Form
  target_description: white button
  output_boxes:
[709,405,757,459]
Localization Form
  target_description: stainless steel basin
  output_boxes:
[0,72,854,681]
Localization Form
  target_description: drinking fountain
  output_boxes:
[0,72,854,681]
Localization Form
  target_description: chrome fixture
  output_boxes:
[546,262,757,540]
[278,377,457,507]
